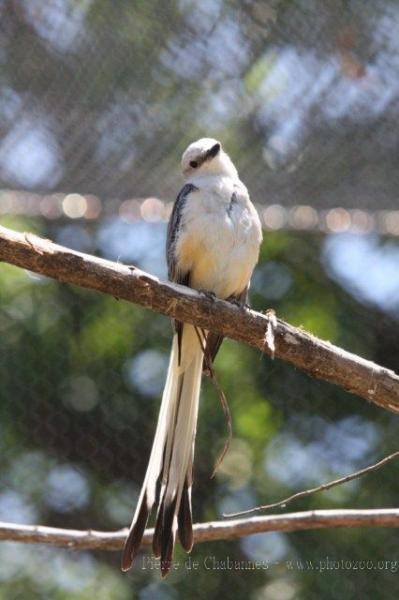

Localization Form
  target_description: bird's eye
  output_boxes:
[189,160,198,168]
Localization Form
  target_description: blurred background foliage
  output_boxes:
[0,1,399,599]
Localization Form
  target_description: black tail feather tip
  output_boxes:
[177,480,193,552]
[121,491,149,572]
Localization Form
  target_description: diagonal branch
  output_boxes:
[0,224,399,414]
[1,509,399,551]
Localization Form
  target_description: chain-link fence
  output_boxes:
[0,2,399,599]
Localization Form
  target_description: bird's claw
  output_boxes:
[199,289,217,301]
[229,297,249,309]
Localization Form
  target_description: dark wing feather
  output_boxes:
[166,183,197,283]
[166,183,197,363]
[203,286,249,372]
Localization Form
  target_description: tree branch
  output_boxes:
[0,224,399,414]
[224,450,399,517]
[0,509,398,551]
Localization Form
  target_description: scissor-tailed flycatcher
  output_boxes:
[122,138,262,576]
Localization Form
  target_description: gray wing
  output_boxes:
[166,183,197,285]
[166,183,197,363]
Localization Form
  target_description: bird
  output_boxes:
[121,138,263,577]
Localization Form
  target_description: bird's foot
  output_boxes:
[228,297,249,310]
[199,289,217,302]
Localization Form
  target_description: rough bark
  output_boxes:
[0,509,398,551]
[0,224,399,414]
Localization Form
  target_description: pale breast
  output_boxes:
[175,179,262,299]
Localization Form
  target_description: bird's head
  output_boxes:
[181,138,238,180]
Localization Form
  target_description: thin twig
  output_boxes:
[193,326,233,478]
[209,376,232,479]
[224,450,399,518]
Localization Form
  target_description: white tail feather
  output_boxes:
[122,324,203,574]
